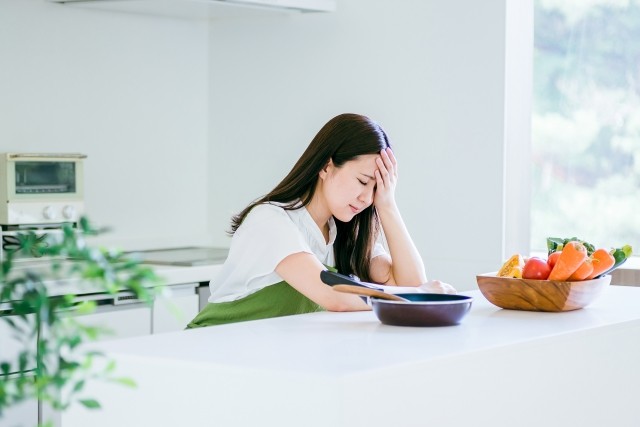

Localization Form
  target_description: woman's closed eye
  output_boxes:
[357,179,368,185]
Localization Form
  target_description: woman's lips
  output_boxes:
[349,205,360,214]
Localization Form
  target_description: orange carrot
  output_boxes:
[568,258,594,281]
[585,248,616,280]
[548,241,588,281]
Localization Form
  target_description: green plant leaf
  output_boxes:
[72,380,85,393]
[74,300,97,315]
[18,352,28,372]
[1,362,11,376]
[1,216,161,418]
[111,377,137,388]
[78,398,101,409]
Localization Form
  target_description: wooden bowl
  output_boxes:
[475,273,612,312]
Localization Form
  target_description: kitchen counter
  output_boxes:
[145,263,222,287]
[62,286,640,427]
[4,259,222,299]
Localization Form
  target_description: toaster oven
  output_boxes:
[0,152,86,225]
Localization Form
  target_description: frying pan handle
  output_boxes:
[320,270,382,291]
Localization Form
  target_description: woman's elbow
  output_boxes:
[324,301,351,312]
[321,295,367,312]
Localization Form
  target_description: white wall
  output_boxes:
[208,0,511,290]
[0,0,525,290]
[0,0,209,250]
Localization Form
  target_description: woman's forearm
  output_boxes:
[376,204,427,286]
[276,252,371,312]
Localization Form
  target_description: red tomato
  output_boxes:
[522,257,551,280]
[547,251,561,270]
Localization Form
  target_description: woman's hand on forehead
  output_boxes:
[373,147,398,209]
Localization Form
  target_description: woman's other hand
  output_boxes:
[373,147,398,209]
[419,280,457,294]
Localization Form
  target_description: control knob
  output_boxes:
[62,205,77,220]
[42,206,57,220]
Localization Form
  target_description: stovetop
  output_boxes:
[129,247,229,266]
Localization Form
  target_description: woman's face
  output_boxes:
[320,154,378,222]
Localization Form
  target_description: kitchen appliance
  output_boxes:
[130,246,229,266]
[0,226,65,264]
[320,270,473,326]
[0,152,86,226]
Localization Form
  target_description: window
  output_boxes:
[532,0,640,251]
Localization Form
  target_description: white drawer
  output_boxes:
[72,304,152,341]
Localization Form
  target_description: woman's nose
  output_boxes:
[359,187,374,205]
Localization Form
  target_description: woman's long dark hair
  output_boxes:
[230,113,391,281]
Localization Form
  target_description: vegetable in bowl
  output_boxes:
[496,237,633,282]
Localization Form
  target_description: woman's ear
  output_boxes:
[319,158,333,180]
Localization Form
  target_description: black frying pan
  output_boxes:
[320,270,473,327]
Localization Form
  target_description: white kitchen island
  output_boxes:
[62,286,640,427]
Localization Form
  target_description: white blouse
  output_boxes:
[208,203,386,303]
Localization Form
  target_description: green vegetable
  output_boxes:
[547,237,596,256]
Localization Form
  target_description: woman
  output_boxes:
[188,113,455,328]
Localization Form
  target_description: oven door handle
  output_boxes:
[61,291,151,312]
[8,153,87,159]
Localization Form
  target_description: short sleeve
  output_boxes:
[229,204,313,283]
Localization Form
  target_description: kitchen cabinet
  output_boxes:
[1,315,37,427]
[73,303,153,340]
[152,283,198,334]
[48,0,336,20]
[69,283,199,337]
[1,377,39,427]
[39,286,197,427]
[40,302,154,427]
[3,288,190,427]
[1,262,218,427]
[0,313,36,373]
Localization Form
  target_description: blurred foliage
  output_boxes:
[0,218,163,425]
[531,0,640,250]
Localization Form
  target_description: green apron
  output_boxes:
[186,272,333,328]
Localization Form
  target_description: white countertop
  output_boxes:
[89,286,640,376]
[145,263,222,287]
[63,286,640,427]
